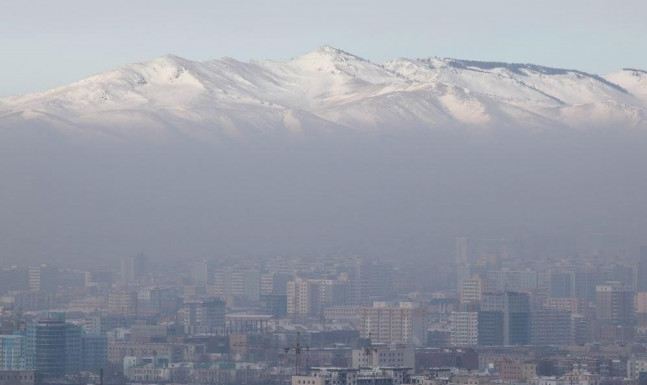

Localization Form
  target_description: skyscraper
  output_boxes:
[26,317,83,379]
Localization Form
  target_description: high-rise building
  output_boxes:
[637,246,647,292]
[213,268,261,301]
[531,309,573,346]
[191,260,214,286]
[81,334,108,370]
[503,292,531,345]
[477,292,530,346]
[450,312,478,346]
[550,271,574,298]
[595,282,635,326]
[25,317,83,379]
[28,265,58,293]
[460,276,482,304]
[477,310,504,346]
[287,278,346,317]
[183,298,226,335]
[120,254,148,283]
[359,302,427,345]
[0,335,27,370]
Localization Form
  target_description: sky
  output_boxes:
[1,0,646,97]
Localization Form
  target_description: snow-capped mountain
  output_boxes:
[1,46,646,143]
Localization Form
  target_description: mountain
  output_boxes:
[1,46,646,144]
[2,47,647,264]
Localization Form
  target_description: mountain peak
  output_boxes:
[2,47,646,137]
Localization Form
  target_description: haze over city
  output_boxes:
[1,2,647,385]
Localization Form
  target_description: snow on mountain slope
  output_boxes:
[605,69,647,104]
[1,46,646,143]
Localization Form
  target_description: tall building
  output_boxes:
[477,310,503,346]
[531,309,573,346]
[637,246,647,292]
[213,268,261,301]
[460,276,482,304]
[477,292,530,346]
[25,318,83,379]
[287,278,346,317]
[550,271,574,298]
[81,334,108,370]
[595,282,635,326]
[450,312,478,346]
[120,254,148,283]
[28,265,58,292]
[359,302,427,345]
[183,298,226,335]
[503,292,531,345]
[191,260,214,286]
[0,335,27,370]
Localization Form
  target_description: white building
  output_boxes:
[359,302,427,345]
[352,343,414,371]
[450,312,478,346]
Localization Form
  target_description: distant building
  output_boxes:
[460,276,482,304]
[595,282,635,326]
[183,297,226,335]
[25,318,83,379]
[477,292,529,346]
[288,278,346,317]
[0,335,27,370]
[359,302,426,345]
[120,254,148,284]
[450,312,478,346]
[108,291,138,315]
[531,309,573,346]
[28,265,58,293]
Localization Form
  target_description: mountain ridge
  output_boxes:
[2,46,647,143]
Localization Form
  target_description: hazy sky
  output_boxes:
[1,0,646,97]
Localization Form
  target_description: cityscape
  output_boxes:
[2,2,647,385]
[1,239,647,385]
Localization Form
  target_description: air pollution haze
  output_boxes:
[1,48,646,266]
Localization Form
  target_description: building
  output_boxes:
[0,335,27,370]
[503,292,531,345]
[260,294,288,317]
[595,283,635,326]
[108,291,138,315]
[81,334,108,370]
[460,277,482,304]
[0,370,40,385]
[183,297,226,335]
[28,265,58,293]
[450,312,478,346]
[352,343,414,371]
[213,268,261,302]
[531,309,573,346]
[120,254,148,284]
[477,292,530,346]
[25,318,83,379]
[359,302,426,345]
[288,278,346,318]
[550,272,574,298]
